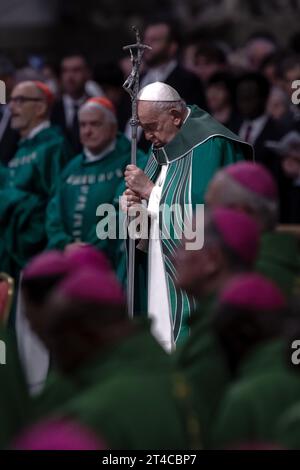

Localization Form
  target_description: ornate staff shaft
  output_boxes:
[122,26,151,317]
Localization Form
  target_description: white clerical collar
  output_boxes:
[84,139,116,162]
[26,120,51,140]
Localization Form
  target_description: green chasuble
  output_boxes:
[0,126,73,276]
[275,400,300,449]
[46,133,145,271]
[256,231,300,298]
[174,295,230,448]
[212,340,300,448]
[137,105,253,344]
[33,323,201,450]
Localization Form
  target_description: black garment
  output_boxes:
[251,118,287,166]
[0,107,19,165]
[281,183,300,224]
[239,117,297,223]
[51,99,82,154]
[221,110,242,134]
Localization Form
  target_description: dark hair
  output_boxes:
[278,55,300,79]
[206,72,236,104]
[60,51,90,68]
[94,62,124,87]
[144,17,180,44]
[236,72,271,100]
[195,43,227,65]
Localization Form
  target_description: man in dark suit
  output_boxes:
[51,54,91,154]
[121,19,207,151]
[0,56,19,165]
[236,72,294,222]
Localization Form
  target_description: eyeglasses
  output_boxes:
[9,96,43,105]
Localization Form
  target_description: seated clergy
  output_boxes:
[0,81,73,277]
[46,97,145,271]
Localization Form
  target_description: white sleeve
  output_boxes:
[147,185,163,219]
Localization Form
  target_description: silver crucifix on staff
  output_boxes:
[122,26,151,317]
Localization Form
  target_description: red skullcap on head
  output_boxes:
[23,251,69,280]
[212,207,260,265]
[86,96,116,115]
[34,81,55,105]
[220,273,287,312]
[225,162,278,200]
[58,268,126,306]
[65,245,112,272]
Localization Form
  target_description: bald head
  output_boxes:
[9,81,52,137]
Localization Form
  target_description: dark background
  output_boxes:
[0,0,299,66]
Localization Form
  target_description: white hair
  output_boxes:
[79,102,117,125]
[145,99,187,114]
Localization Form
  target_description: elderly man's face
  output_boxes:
[137,101,182,148]
[79,107,117,154]
[9,82,46,135]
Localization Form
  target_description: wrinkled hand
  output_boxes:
[120,189,142,214]
[124,165,154,200]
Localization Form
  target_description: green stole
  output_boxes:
[139,105,253,343]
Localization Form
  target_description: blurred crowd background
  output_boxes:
[1,0,300,452]
[1,0,300,222]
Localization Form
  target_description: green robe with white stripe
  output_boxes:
[136,105,253,344]
[46,133,145,273]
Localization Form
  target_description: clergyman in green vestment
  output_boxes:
[123,82,253,350]
[46,96,145,272]
[0,81,74,277]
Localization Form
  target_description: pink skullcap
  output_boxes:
[225,162,278,200]
[212,207,260,265]
[58,268,126,306]
[86,96,116,115]
[220,273,287,311]
[23,251,69,280]
[13,418,106,450]
[65,245,112,272]
[34,81,55,105]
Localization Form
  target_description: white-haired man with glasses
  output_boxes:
[0,80,73,277]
